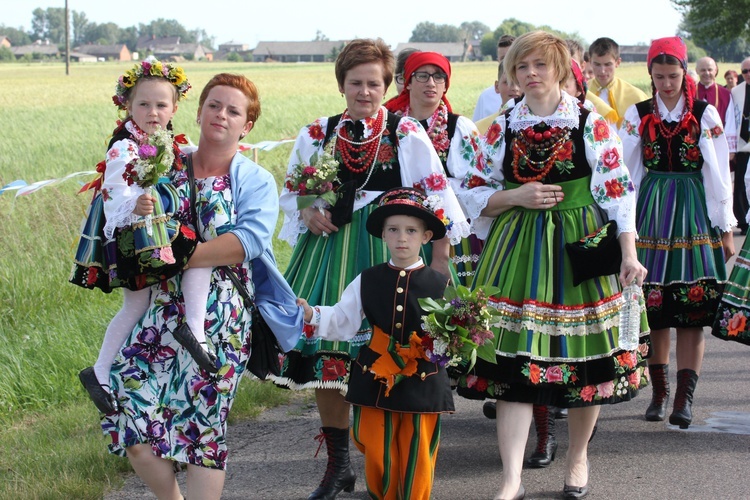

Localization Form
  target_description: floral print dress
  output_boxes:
[101,169,253,470]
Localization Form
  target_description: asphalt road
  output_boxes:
[106,234,750,500]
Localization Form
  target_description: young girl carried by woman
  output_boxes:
[71,57,216,414]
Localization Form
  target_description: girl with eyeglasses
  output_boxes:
[385,51,486,286]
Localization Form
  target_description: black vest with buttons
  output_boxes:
[346,263,455,413]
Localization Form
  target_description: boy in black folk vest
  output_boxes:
[298,187,453,500]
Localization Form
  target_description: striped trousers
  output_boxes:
[351,406,441,500]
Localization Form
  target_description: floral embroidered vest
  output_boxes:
[502,108,591,184]
[635,99,708,172]
[325,112,402,191]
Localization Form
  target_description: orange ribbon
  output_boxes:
[78,160,106,194]
[368,326,429,397]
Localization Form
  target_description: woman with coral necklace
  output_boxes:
[460,31,649,499]
[273,38,468,500]
[620,36,735,429]
[384,51,485,286]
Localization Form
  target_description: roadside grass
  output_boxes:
[0,60,651,498]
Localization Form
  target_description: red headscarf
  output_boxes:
[384,51,452,114]
[570,59,587,104]
[640,36,699,143]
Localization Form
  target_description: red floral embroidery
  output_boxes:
[602,148,620,170]
[321,358,347,381]
[728,312,747,337]
[646,289,662,308]
[685,147,700,162]
[580,385,597,402]
[308,122,325,142]
[687,285,705,302]
[423,172,447,191]
[475,378,489,392]
[605,179,625,198]
[557,141,573,162]
[593,119,610,142]
[485,123,502,145]
[466,176,487,189]
[528,363,542,384]
[644,146,655,160]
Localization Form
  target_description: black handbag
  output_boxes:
[187,155,283,379]
[564,220,622,286]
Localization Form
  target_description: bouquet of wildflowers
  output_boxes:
[123,127,176,189]
[122,127,176,235]
[419,285,500,376]
[286,143,340,210]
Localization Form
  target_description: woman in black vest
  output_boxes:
[273,38,468,500]
[460,31,648,499]
[620,37,735,429]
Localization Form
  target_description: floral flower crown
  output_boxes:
[113,56,191,110]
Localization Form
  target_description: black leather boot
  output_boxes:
[526,405,557,468]
[645,364,669,421]
[173,323,219,373]
[669,369,699,429]
[308,427,356,500]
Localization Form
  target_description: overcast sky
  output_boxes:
[4,0,683,48]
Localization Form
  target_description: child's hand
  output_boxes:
[134,193,155,216]
[296,298,313,322]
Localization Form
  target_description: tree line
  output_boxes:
[1,7,214,51]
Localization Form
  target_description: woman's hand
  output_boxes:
[482,182,564,217]
[296,298,313,322]
[301,206,338,236]
[133,193,155,216]
[619,255,648,287]
[722,231,736,263]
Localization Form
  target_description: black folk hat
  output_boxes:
[365,187,447,241]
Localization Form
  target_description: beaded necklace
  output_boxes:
[335,108,386,174]
[511,126,571,183]
[407,102,449,160]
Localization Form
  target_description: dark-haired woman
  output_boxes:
[620,37,735,429]
[274,38,468,500]
[385,51,485,286]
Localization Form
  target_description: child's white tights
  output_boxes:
[92,267,213,387]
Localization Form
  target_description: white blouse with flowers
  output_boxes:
[279,106,470,246]
[619,93,736,232]
[458,91,638,240]
[101,120,148,240]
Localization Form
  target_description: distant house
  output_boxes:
[136,35,181,53]
[68,51,97,63]
[252,41,348,62]
[0,36,10,48]
[75,44,131,61]
[11,41,59,59]
[619,45,649,63]
[393,42,475,62]
[136,36,212,61]
[213,41,252,61]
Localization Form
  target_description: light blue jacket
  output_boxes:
[229,153,303,353]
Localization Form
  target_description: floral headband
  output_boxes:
[113,56,191,110]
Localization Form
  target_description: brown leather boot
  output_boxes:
[526,405,557,468]
[645,364,669,421]
[308,427,356,500]
[669,369,699,429]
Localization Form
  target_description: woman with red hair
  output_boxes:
[385,51,485,286]
[620,36,736,429]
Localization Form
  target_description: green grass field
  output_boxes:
[0,59,653,498]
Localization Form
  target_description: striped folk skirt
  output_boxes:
[456,178,649,408]
[636,171,726,330]
[712,236,750,345]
